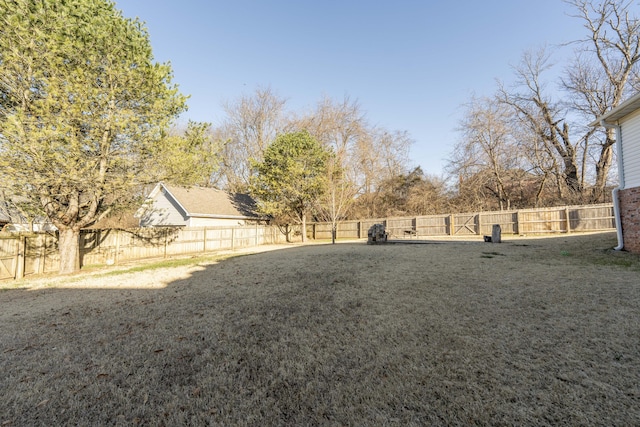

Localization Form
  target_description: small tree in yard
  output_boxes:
[314,158,357,244]
[250,131,331,242]
[0,0,213,274]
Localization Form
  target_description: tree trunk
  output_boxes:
[592,140,614,202]
[562,155,582,196]
[58,227,81,274]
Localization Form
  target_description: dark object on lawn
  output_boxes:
[484,225,502,243]
[492,224,501,243]
[367,224,388,244]
[404,229,417,237]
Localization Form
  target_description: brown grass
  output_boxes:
[1,232,639,426]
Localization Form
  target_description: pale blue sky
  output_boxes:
[115,1,586,176]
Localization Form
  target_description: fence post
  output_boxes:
[38,235,46,274]
[163,228,168,258]
[515,211,521,235]
[203,227,207,252]
[114,230,121,265]
[476,214,482,235]
[565,207,571,233]
[231,227,235,250]
[15,236,26,279]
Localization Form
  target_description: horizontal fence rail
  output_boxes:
[307,203,616,240]
[0,225,286,281]
[1,204,616,281]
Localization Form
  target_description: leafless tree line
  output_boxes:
[185,87,416,219]
[447,0,640,211]
[149,86,454,221]
[171,0,639,220]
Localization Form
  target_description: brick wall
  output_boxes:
[619,186,640,253]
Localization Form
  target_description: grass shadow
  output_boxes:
[1,232,639,425]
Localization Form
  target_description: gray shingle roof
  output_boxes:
[0,201,25,224]
[161,183,260,219]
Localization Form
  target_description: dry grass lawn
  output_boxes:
[1,232,639,426]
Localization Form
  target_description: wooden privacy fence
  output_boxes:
[308,203,616,240]
[0,204,616,281]
[0,225,286,281]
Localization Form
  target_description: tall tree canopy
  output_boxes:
[213,91,414,219]
[0,0,209,273]
[250,131,331,242]
[216,86,287,192]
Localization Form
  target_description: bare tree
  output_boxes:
[215,90,414,218]
[562,0,640,200]
[510,120,559,207]
[217,87,287,192]
[450,95,527,210]
[373,167,450,217]
[498,48,584,201]
[351,128,412,218]
[495,1,640,204]
[314,158,358,243]
[294,95,412,220]
[301,96,365,235]
[300,95,366,185]
[447,97,538,210]
[405,173,450,215]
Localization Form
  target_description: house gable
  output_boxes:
[138,185,189,227]
[137,183,262,227]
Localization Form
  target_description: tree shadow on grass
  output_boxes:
[2,233,640,425]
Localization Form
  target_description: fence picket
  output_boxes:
[308,203,615,239]
[0,204,616,281]
[0,225,288,281]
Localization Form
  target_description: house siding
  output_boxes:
[139,188,188,227]
[620,109,640,188]
[619,186,640,253]
[187,217,249,228]
[138,183,263,228]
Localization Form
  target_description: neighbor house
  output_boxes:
[0,199,23,231]
[0,210,10,230]
[136,182,264,228]
[0,200,56,232]
[593,92,640,253]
